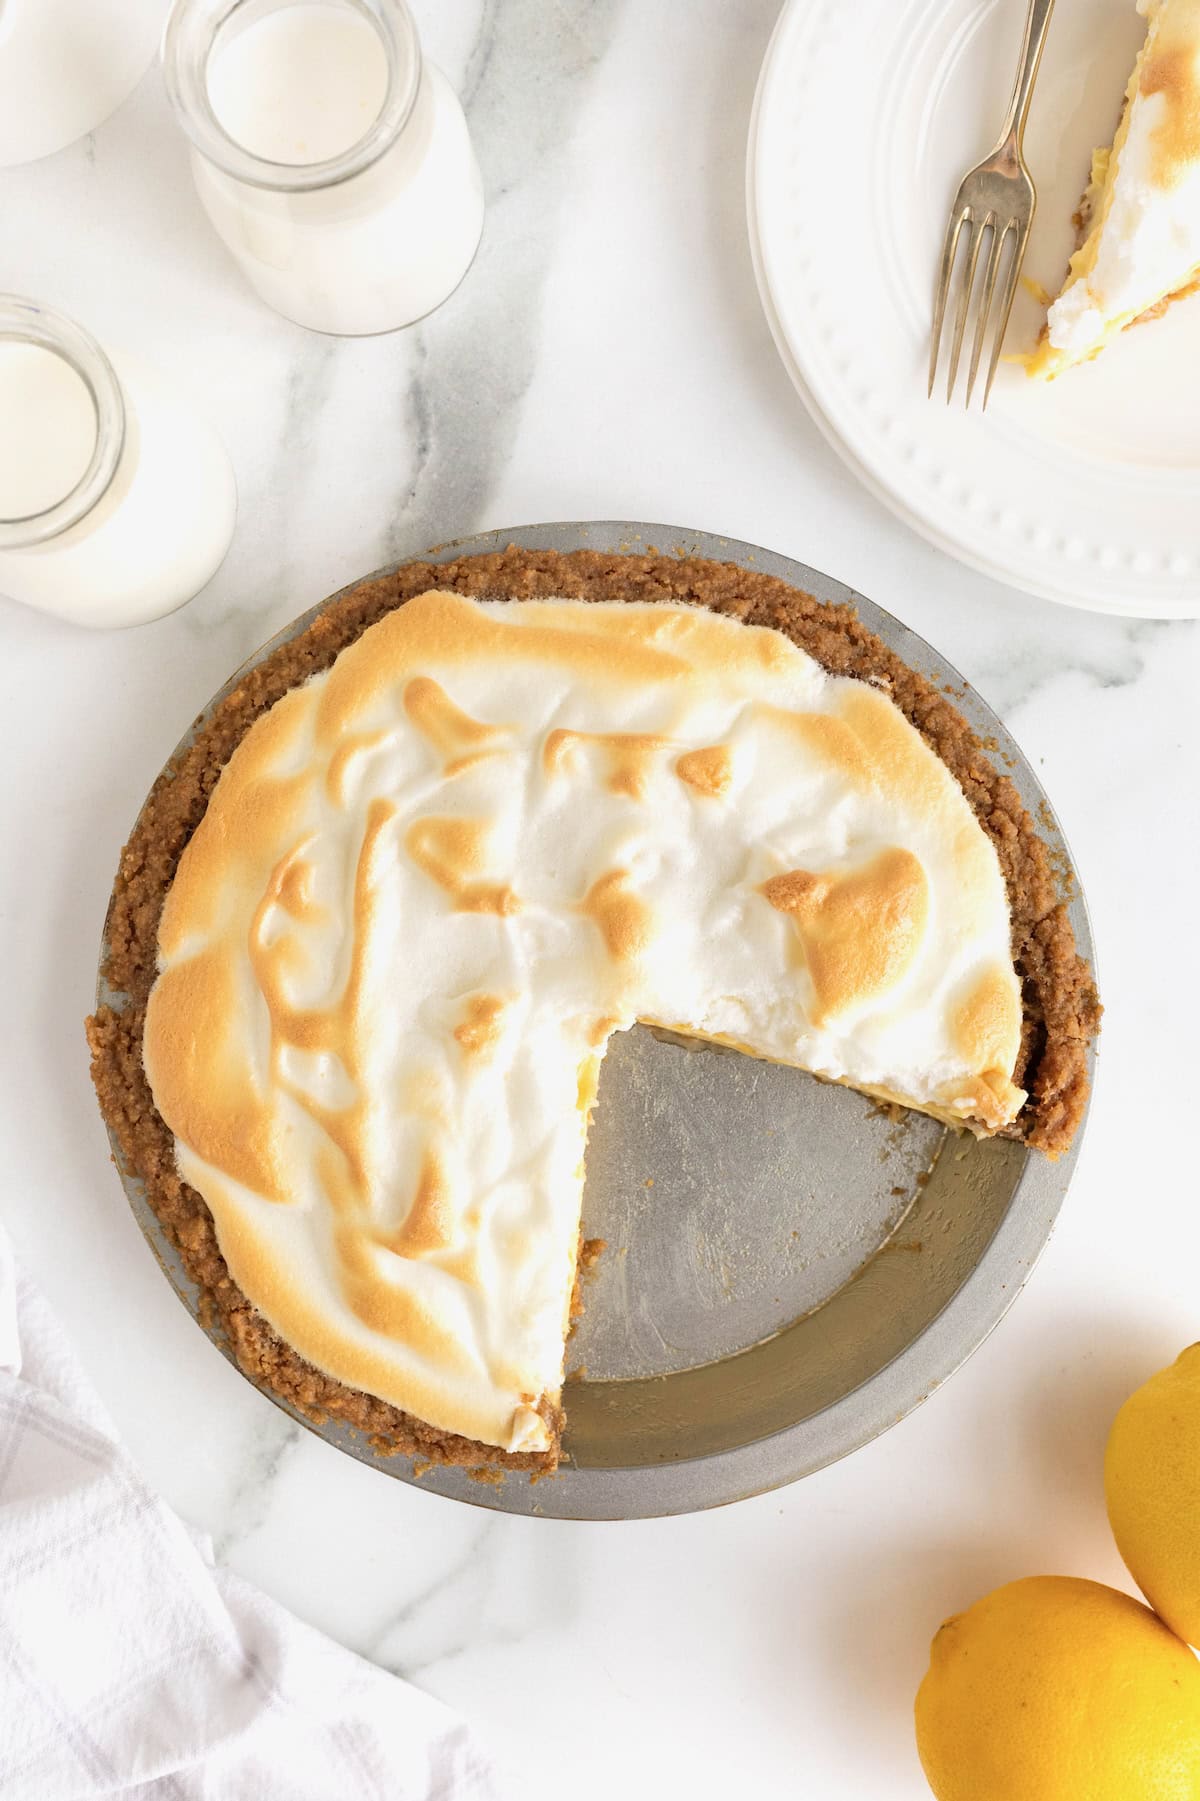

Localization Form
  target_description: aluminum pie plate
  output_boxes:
[97,521,1094,1520]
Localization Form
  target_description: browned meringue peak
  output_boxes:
[144,590,1025,1454]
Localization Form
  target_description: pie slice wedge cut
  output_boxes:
[1027,0,1200,380]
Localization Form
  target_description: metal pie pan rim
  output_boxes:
[97,519,1095,1520]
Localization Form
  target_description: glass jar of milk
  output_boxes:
[0,297,237,629]
[0,0,162,167]
[163,0,485,336]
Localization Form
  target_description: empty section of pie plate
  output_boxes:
[96,522,1094,1519]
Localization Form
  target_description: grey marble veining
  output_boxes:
[962,611,1197,720]
[210,1414,303,1565]
[3,3,1200,1797]
[380,0,625,567]
[367,1517,509,1681]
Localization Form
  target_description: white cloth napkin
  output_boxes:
[0,1224,498,1800]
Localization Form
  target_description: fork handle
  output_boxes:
[998,0,1056,151]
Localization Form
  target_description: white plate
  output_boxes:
[748,0,1200,618]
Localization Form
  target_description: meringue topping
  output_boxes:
[143,591,1025,1454]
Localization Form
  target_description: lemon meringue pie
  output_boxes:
[89,552,1097,1470]
[1029,0,1200,379]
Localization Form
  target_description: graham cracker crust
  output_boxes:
[86,549,1101,1473]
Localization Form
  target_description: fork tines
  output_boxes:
[929,202,1028,410]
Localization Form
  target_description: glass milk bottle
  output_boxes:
[0,0,163,167]
[0,297,237,629]
[162,0,485,336]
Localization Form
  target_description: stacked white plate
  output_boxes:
[748,0,1200,618]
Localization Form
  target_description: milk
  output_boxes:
[207,5,389,166]
[0,344,97,520]
[0,0,162,167]
[0,313,236,630]
[167,0,484,336]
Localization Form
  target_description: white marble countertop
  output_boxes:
[3,3,1200,1796]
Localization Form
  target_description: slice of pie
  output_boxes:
[88,551,1098,1471]
[1028,0,1200,379]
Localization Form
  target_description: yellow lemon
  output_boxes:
[914,1575,1200,1801]
[1107,1344,1200,1647]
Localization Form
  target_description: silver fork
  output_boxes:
[928,0,1056,409]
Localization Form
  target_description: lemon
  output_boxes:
[1107,1344,1200,1647]
[914,1575,1200,1800]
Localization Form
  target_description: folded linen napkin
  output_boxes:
[0,1223,498,1800]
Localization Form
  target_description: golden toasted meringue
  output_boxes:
[143,592,1024,1454]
